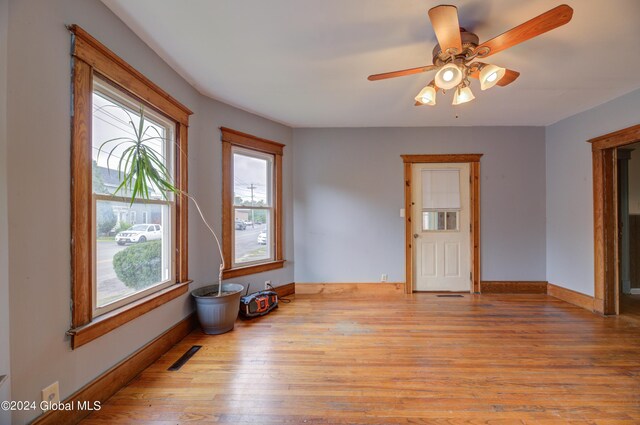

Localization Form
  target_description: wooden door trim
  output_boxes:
[402,154,482,294]
[589,124,640,315]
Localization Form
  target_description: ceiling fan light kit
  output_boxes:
[415,85,437,105]
[479,64,506,91]
[367,4,574,107]
[434,63,463,90]
[452,85,475,105]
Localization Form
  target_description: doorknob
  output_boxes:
[413,234,419,239]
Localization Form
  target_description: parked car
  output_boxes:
[235,220,247,230]
[257,231,267,245]
[244,220,253,226]
[116,224,162,245]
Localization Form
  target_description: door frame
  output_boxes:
[402,154,483,294]
[589,124,640,315]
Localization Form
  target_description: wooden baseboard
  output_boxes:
[274,282,295,297]
[481,281,548,294]
[32,314,197,425]
[295,283,404,296]
[547,283,595,311]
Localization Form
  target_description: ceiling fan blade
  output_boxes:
[469,64,520,86]
[496,69,520,86]
[428,5,463,54]
[368,65,438,81]
[476,4,573,58]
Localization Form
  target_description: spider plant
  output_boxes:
[97,105,226,296]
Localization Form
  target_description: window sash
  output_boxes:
[91,194,176,317]
[90,77,177,318]
[231,205,275,268]
[92,76,175,202]
[232,147,274,208]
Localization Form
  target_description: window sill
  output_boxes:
[67,280,191,349]
[222,260,285,279]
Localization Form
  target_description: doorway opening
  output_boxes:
[590,124,640,315]
[401,154,482,294]
[617,143,640,318]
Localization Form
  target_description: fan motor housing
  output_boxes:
[432,28,479,64]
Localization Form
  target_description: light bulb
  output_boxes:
[435,64,463,90]
[479,64,506,90]
[452,86,475,105]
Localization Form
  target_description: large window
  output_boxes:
[68,26,192,348]
[221,128,285,278]
[92,78,175,316]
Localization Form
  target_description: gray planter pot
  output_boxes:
[191,283,244,334]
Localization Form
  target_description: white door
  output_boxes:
[413,163,471,291]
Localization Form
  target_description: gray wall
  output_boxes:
[293,127,546,283]
[0,0,11,423]
[6,0,293,423]
[546,88,640,296]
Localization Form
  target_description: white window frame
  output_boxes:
[231,146,275,268]
[91,78,176,318]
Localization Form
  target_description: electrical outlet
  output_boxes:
[41,381,60,408]
[381,274,388,282]
[265,280,271,290]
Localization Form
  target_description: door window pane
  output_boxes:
[423,210,458,231]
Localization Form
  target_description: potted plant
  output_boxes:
[99,105,244,334]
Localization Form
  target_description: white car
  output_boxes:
[116,224,162,245]
[257,231,267,245]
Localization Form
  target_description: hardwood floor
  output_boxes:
[81,294,640,424]
[620,293,640,322]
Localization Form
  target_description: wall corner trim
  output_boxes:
[547,283,595,312]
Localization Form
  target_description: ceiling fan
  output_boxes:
[367,4,573,106]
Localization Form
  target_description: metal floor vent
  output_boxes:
[168,345,202,371]
[436,294,464,298]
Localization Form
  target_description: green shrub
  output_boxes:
[113,240,162,290]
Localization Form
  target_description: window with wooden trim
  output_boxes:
[68,25,192,349]
[221,128,285,279]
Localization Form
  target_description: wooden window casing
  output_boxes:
[221,127,285,279]
[67,25,192,349]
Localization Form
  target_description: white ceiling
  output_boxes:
[102,0,640,127]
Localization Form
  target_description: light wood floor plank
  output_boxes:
[81,294,640,424]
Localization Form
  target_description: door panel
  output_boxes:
[420,241,437,277]
[413,163,471,291]
[444,242,460,277]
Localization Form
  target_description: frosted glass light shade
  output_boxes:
[414,85,436,105]
[434,63,463,90]
[452,86,475,105]
[479,64,506,90]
